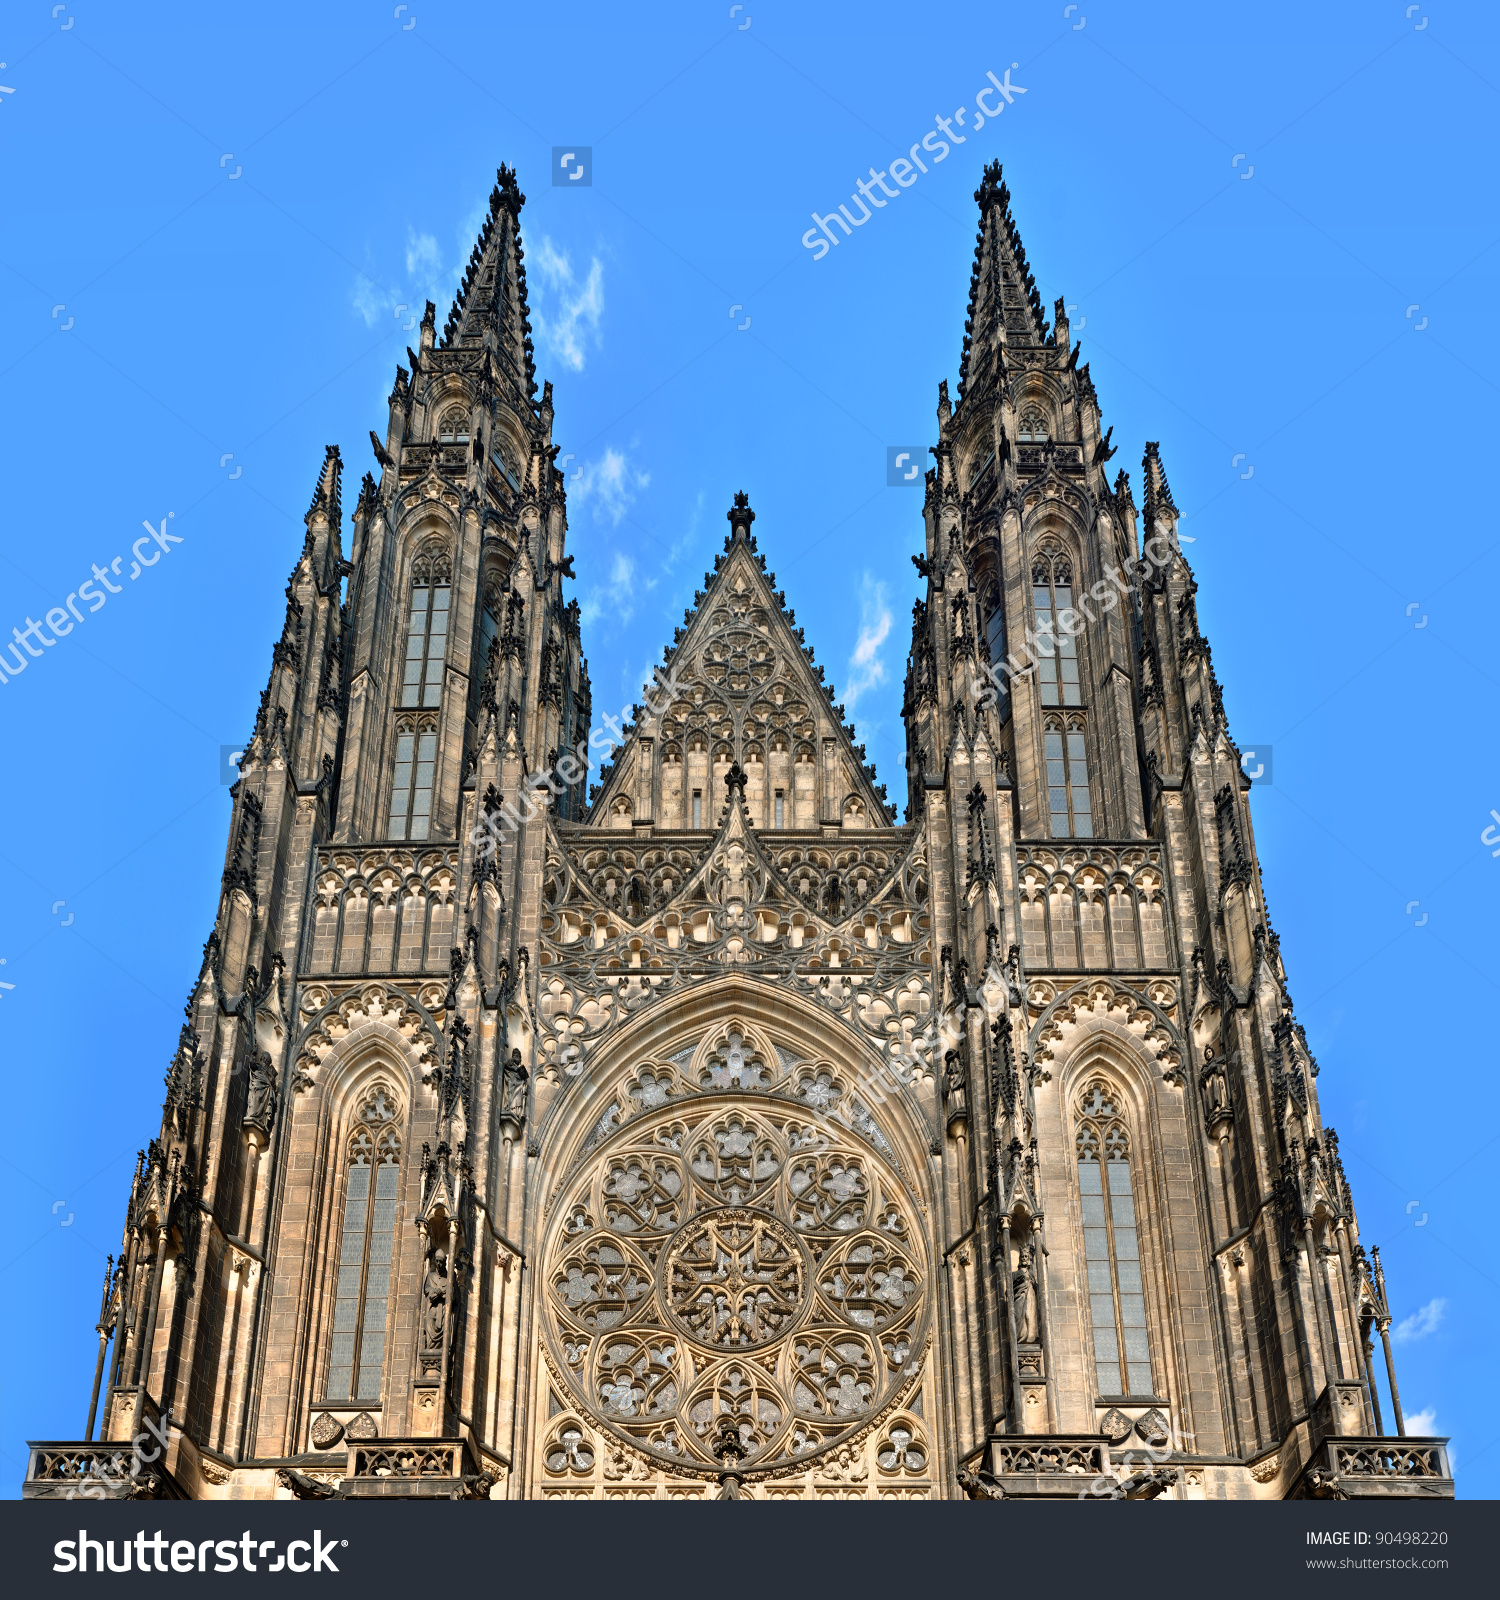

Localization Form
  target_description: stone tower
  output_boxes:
[24,162,1450,1502]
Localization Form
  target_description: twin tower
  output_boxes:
[25,162,1450,1502]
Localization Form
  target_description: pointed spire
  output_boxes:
[306,444,342,528]
[439,165,535,399]
[960,160,1048,402]
[354,469,377,516]
[1142,441,1177,518]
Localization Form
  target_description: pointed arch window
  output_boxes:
[328,1086,402,1404]
[1044,714,1093,838]
[1033,554,1081,707]
[1075,1079,1153,1397]
[401,549,451,710]
[495,438,523,493]
[389,714,438,840]
[437,408,469,443]
[1019,404,1049,443]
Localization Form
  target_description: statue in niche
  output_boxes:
[1012,1241,1040,1345]
[501,1048,529,1124]
[943,1047,968,1137]
[422,1247,449,1350]
[243,1050,277,1140]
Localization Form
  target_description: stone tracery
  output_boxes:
[540,1039,928,1479]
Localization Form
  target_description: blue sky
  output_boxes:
[1,1,1497,1495]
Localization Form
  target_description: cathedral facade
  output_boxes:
[24,162,1452,1502]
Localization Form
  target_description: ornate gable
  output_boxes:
[586,493,895,831]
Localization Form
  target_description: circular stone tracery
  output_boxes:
[665,1209,807,1350]
[542,1081,929,1476]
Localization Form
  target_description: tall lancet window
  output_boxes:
[388,717,439,839]
[1075,1078,1154,1398]
[328,1085,402,1405]
[1044,715,1093,838]
[1032,554,1081,707]
[401,549,451,709]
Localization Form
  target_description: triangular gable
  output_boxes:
[585,493,895,831]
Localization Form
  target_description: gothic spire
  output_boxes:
[959,160,1048,402]
[296,443,345,590]
[1142,440,1177,518]
[439,164,536,401]
[306,442,342,528]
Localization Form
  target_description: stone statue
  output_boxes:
[422,1248,449,1350]
[501,1048,529,1124]
[1201,1046,1230,1124]
[943,1049,967,1111]
[1012,1242,1040,1345]
[243,1050,277,1141]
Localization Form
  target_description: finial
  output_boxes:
[726,490,755,541]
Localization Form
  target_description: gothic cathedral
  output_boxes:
[25,163,1452,1502]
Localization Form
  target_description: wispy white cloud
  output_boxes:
[842,574,893,710]
[351,222,461,336]
[1394,1298,1446,1344]
[405,229,446,304]
[580,549,656,630]
[530,236,604,371]
[1403,1407,1437,1436]
[571,447,650,528]
[351,271,394,329]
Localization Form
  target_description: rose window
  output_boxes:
[665,1210,805,1349]
[544,1094,927,1475]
